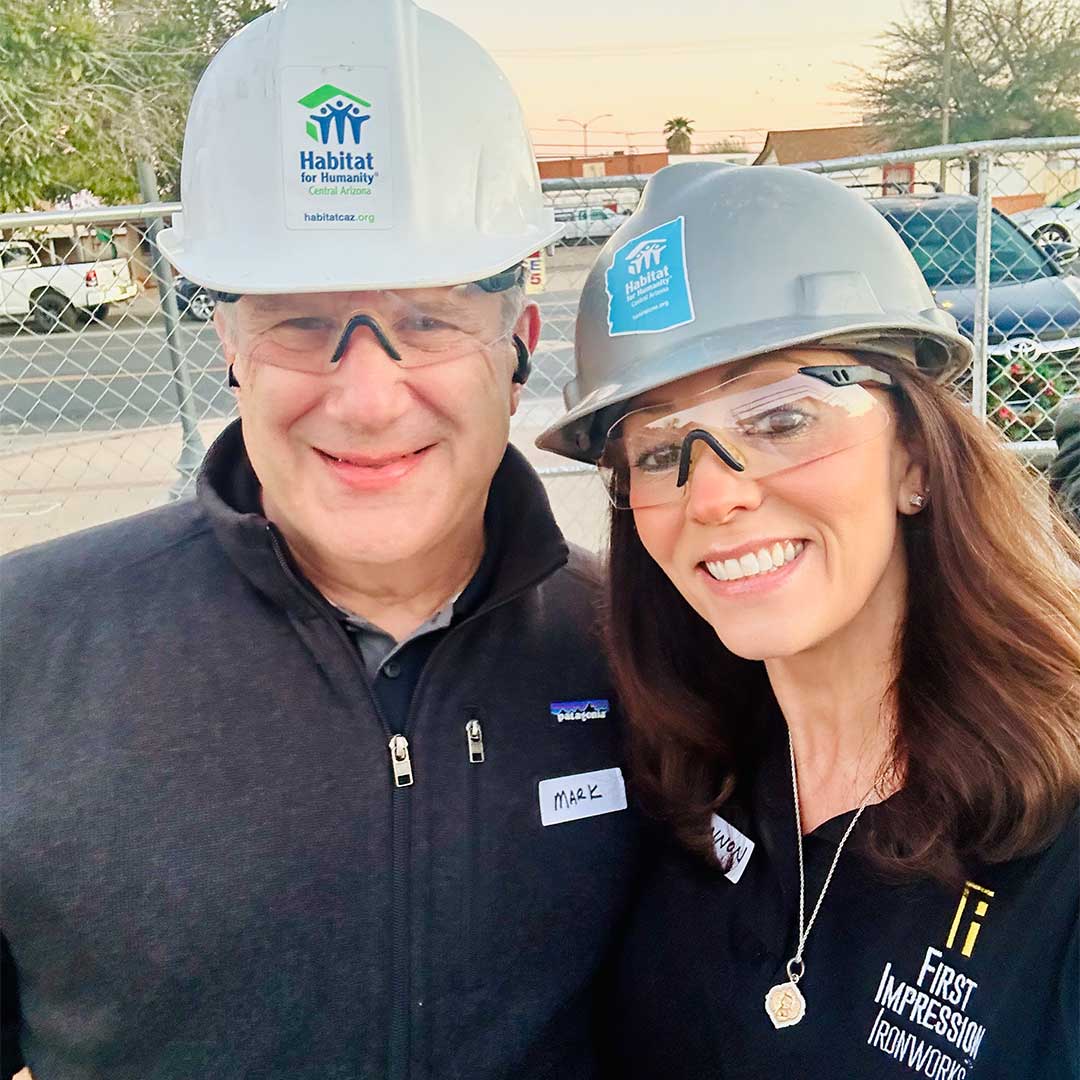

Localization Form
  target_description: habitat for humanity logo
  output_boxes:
[300,84,371,145]
[605,216,695,336]
[625,238,667,274]
[296,83,379,214]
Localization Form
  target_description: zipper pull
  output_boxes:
[388,734,414,787]
[465,717,485,763]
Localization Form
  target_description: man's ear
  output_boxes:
[505,304,540,412]
[213,306,243,390]
[509,302,541,416]
[213,306,237,360]
[519,301,541,354]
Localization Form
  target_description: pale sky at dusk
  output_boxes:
[421,0,915,155]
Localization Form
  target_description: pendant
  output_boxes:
[765,980,806,1029]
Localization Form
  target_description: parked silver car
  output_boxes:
[1012,189,1080,247]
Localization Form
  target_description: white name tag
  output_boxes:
[538,767,627,827]
[710,813,755,883]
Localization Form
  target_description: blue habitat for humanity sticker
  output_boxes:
[605,216,695,336]
[550,700,611,723]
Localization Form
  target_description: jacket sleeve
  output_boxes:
[1,934,24,1080]
[1049,398,1080,532]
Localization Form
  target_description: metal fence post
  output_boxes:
[136,160,206,496]
[970,152,992,421]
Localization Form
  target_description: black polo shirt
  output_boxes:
[608,711,1078,1079]
[338,537,499,731]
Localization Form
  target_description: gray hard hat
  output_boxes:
[536,162,973,464]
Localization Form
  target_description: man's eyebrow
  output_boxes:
[247,295,294,315]
[407,295,476,315]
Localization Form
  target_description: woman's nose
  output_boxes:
[683,444,765,523]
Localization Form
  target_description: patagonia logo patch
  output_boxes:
[550,699,610,723]
[605,216,695,336]
[710,813,755,884]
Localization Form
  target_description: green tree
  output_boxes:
[663,117,695,155]
[849,0,1080,147]
[0,0,271,211]
[119,0,275,196]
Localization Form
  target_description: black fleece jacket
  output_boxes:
[1,421,643,1080]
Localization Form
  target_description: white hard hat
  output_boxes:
[158,0,560,294]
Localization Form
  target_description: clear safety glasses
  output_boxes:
[240,283,523,374]
[599,364,896,510]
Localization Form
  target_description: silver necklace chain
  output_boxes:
[785,729,877,983]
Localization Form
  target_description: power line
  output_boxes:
[492,33,869,58]
[529,127,769,135]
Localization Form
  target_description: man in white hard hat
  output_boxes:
[0,3,641,1077]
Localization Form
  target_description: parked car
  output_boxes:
[0,240,137,332]
[1011,189,1080,247]
[553,206,624,245]
[871,193,1080,438]
[175,276,216,321]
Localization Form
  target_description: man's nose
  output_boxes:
[330,315,402,366]
[322,321,414,425]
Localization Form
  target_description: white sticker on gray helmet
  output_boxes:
[604,216,695,337]
[280,66,394,231]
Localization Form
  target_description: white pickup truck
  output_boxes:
[0,240,137,332]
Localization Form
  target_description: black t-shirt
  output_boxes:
[609,722,1078,1079]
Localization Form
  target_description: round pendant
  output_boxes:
[765,980,806,1029]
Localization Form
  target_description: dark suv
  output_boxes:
[870,194,1080,439]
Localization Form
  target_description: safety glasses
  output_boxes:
[599,364,896,510]
[239,283,523,374]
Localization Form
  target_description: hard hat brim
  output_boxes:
[157,222,564,295]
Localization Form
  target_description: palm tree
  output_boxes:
[663,117,694,154]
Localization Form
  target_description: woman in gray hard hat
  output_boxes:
[538,163,1080,1077]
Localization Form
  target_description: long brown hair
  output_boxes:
[605,355,1080,884]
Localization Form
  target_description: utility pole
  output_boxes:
[557,114,613,160]
[939,0,955,190]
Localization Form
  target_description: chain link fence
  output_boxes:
[2,137,1078,554]
[790,137,1080,459]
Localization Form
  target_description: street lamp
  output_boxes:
[557,113,613,159]
[939,0,955,189]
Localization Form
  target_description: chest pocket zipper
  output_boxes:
[465,716,485,763]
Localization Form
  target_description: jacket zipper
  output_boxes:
[269,524,565,1080]
[266,526,413,1079]
[462,708,484,994]
[390,734,415,786]
[465,714,485,764]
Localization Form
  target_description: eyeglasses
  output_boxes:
[239,284,522,374]
[599,364,896,510]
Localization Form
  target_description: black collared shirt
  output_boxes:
[338,528,501,732]
[608,714,1078,1079]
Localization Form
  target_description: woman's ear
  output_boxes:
[897,450,929,515]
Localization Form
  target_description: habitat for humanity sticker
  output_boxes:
[279,66,394,230]
[605,216,694,336]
